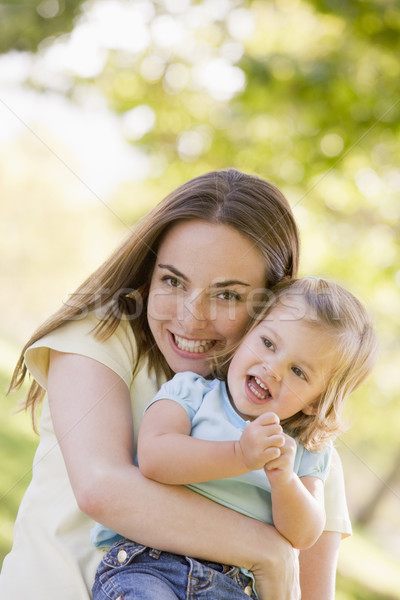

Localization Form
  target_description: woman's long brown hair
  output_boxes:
[9,169,300,426]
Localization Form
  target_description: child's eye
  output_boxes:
[292,366,306,380]
[262,337,274,350]
[217,290,241,301]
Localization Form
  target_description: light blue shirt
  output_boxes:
[92,371,331,548]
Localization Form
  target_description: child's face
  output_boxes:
[227,297,337,421]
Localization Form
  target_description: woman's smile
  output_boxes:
[170,332,217,355]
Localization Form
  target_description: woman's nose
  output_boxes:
[180,291,209,330]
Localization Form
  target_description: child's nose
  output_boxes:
[263,362,282,382]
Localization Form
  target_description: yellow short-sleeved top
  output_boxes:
[0,312,351,600]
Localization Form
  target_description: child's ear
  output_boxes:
[302,402,318,416]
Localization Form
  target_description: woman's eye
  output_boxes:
[162,276,183,289]
[262,338,274,350]
[217,290,241,301]
[292,366,306,380]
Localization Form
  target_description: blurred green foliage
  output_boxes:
[0,0,84,53]
[0,0,399,597]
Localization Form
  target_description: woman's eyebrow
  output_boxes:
[158,263,188,281]
[211,280,251,288]
[158,264,250,288]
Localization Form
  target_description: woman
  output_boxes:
[1,169,350,599]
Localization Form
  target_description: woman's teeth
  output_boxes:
[248,376,271,400]
[174,334,215,353]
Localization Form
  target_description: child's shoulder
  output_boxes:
[295,440,332,481]
[170,371,220,391]
[153,372,223,418]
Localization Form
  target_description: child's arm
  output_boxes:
[137,399,285,484]
[264,434,326,550]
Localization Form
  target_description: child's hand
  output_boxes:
[235,412,285,472]
[263,433,297,485]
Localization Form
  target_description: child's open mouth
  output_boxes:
[247,376,272,400]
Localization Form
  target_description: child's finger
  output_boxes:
[262,446,282,463]
[255,411,280,426]
[264,433,286,448]
[264,455,286,470]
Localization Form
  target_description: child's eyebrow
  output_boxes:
[257,322,283,341]
[299,359,316,376]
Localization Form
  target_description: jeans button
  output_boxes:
[117,548,127,564]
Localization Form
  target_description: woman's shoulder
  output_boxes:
[25,311,138,391]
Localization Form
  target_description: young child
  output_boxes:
[92,277,378,600]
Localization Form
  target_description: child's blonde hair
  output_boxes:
[215,277,379,450]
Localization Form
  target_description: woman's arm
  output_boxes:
[138,400,283,483]
[47,351,300,600]
[299,531,341,600]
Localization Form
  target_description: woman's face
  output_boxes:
[147,220,267,376]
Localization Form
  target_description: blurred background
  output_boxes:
[0,1,399,597]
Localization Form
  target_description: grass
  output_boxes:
[0,364,38,567]
[337,529,400,600]
[336,575,398,600]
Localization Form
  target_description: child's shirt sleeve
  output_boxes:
[295,443,332,482]
[146,371,211,421]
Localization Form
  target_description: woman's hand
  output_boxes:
[250,526,300,600]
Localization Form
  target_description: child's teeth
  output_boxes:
[255,377,268,390]
[249,376,271,399]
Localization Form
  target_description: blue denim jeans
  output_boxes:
[92,539,257,600]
